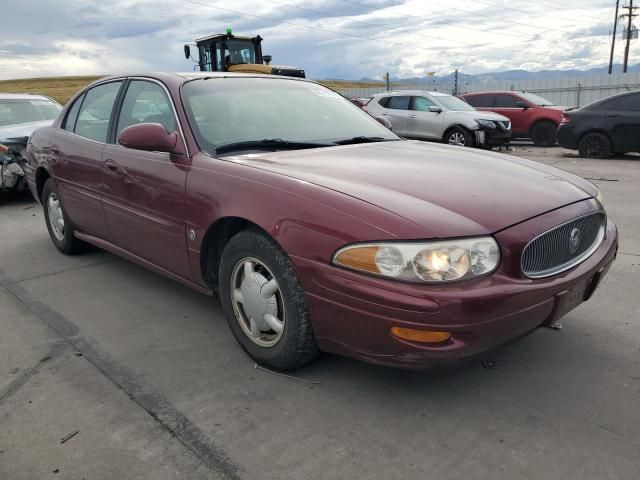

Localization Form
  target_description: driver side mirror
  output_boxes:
[429,105,442,113]
[516,101,530,109]
[118,123,181,154]
[263,54,272,65]
[184,45,191,59]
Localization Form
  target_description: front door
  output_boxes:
[101,79,192,278]
[493,93,529,134]
[407,96,443,140]
[610,93,640,152]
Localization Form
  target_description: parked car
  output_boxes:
[350,96,372,112]
[0,93,62,192]
[461,91,565,147]
[556,90,640,158]
[26,73,616,370]
[367,90,511,148]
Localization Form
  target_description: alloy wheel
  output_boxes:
[448,132,466,146]
[230,257,286,347]
[583,136,605,158]
[47,193,65,241]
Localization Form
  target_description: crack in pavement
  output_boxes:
[0,258,121,287]
[0,339,68,404]
[0,276,240,480]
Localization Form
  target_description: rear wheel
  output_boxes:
[530,121,557,147]
[42,179,85,254]
[218,229,319,370]
[445,127,474,147]
[578,132,611,159]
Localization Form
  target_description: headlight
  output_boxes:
[596,190,604,205]
[475,119,496,129]
[332,237,500,283]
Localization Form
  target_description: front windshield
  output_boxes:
[181,78,399,154]
[0,99,61,126]
[434,95,476,112]
[519,92,554,106]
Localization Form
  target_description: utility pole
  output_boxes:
[385,72,390,91]
[609,0,620,73]
[621,0,638,73]
[453,69,459,96]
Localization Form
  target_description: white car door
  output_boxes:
[407,96,444,140]
[376,96,412,136]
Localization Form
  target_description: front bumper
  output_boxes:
[293,206,617,369]
[476,127,511,147]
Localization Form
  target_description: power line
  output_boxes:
[261,0,523,56]
[181,0,522,63]
[474,0,608,23]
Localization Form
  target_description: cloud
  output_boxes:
[0,0,618,80]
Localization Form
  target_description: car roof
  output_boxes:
[462,91,526,96]
[0,92,56,101]
[91,71,314,87]
[374,90,451,97]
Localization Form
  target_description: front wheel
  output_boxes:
[445,127,474,147]
[218,229,319,370]
[578,132,611,159]
[42,178,85,254]
[530,121,557,147]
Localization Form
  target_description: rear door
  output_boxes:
[50,80,124,240]
[407,96,443,139]
[376,96,411,135]
[101,79,192,278]
[609,93,640,152]
[493,93,529,134]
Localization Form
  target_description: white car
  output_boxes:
[367,90,511,148]
[0,93,62,192]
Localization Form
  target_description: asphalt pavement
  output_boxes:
[1,146,638,480]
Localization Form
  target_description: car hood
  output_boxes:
[467,111,510,122]
[0,120,52,142]
[227,141,594,237]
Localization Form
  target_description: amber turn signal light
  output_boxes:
[390,327,451,344]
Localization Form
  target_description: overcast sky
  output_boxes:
[0,0,621,80]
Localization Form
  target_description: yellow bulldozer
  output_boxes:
[184,28,305,78]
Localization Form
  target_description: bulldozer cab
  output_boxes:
[185,31,305,78]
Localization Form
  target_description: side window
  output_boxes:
[116,81,176,139]
[411,96,436,111]
[385,96,411,110]
[75,82,123,142]
[377,97,389,108]
[494,94,520,108]
[62,94,84,131]
[466,94,494,108]
[617,94,640,111]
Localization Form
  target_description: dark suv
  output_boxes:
[461,91,566,146]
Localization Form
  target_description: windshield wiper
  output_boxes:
[333,136,398,145]
[215,138,334,154]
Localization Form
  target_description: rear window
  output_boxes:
[0,98,61,126]
[618,93,640,111]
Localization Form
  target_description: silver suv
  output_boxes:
[367,90,511,148]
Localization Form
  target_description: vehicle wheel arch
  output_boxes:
[35,167,51,202]
[529,118,558,135]
[200,216,281,291]
[442,124,472,142]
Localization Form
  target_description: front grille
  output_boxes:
[521,212,606,278]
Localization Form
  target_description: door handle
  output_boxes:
[409,115,416,119]
[103,159,120,175]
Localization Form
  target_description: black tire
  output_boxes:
[444,126,474,148]
[530,121,557,147]
[42,178,85,254]
[578,132,611,159]
[218,228,319,370]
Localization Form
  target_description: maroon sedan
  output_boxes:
[25,73,617,370]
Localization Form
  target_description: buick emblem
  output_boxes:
[568,227,581,254]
